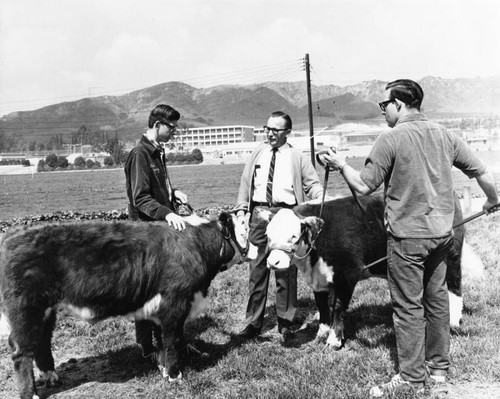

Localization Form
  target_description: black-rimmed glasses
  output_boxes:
[162,121,178,132]
[378,99,396,112]
[263,125,289,134]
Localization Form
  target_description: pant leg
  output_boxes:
[387,235,427,384]
[424,235,453,373]
[245,210,271,330]
[275,263,297,326]
[245,243,271,329]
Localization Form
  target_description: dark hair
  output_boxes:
[385,79,424,111]
[270,111,292,130]
[148,104,180,128]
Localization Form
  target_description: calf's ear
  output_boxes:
[301,216,324,242]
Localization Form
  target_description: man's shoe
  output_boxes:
[425,365,447,383]
[369,374,424,398]
[237,325,261,339]
[278,325,294,342]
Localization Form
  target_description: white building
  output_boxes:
[178,125,255,150]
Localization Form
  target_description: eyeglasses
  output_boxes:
[378,99,396,112]
[263,125,289,134]
[161,121,178,132]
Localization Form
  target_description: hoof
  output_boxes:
[326,331,343,350]
[39,370,59,386]
[168,371,183,383]
[158,365,183,382]
[316,323,330,339]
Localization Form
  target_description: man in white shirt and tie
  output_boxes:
[234,111,324,341]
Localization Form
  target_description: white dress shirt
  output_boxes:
[252,143,296,205]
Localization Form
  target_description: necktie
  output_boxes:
[266,148,278,205]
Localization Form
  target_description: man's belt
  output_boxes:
[252,201,296,209]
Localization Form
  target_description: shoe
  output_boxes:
[425,379,452,396]
[425,365,447,383]
[369,374,424,398]
[278,325,294,342]
[237,325,261,339]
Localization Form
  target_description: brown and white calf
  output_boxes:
[0,212,247,399]
[264,194,471,349]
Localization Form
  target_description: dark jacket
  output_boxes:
[124,135,175,221]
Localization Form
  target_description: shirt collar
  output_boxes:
[395,112,428,127]
[268,143,290,153]
[140,135,163,156]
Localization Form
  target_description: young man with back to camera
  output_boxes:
[318,79,498,397]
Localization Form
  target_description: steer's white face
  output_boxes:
[266,209,303,270]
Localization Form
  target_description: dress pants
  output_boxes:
[245,206,298,330]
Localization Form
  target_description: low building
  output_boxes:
[178,125,255,151]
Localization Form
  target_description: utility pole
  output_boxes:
[304,54,315,166]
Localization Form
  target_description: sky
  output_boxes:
[1,0,499,116]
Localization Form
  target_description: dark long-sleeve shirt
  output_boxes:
[124,135,175,221]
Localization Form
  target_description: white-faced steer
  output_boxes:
[265,194,469,349]
[0,212,248,399]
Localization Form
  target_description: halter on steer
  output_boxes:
[220,216,248,268]
[268,223,323,267]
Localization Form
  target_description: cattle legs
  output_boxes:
[313,291,331,340]
[8,307,43,399]
[157,313,188,381]
[34,308,59,386]
[326,274,355,350]
[10,346,38,399]
[7,305,60,399]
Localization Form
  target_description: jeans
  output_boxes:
[387,233,454,384]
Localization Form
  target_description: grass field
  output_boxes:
[0,154,497,221]
[0,154,499,398]
[0,215,498,399]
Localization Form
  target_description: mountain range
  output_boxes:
[1,76,499,146]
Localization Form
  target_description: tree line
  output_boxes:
[36,148,204,172]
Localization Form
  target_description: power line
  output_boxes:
[0,59,303,113]
[0,68,306,127]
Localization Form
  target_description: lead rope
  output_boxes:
[316,148,367,220]
[361,202,500,270]
[319,167,329,220]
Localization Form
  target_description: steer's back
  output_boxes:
[296,193,465,285]
[0,220,210,322]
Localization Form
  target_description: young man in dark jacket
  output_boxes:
[124,104,188,357]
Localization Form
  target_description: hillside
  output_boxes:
[0,76,499,150]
